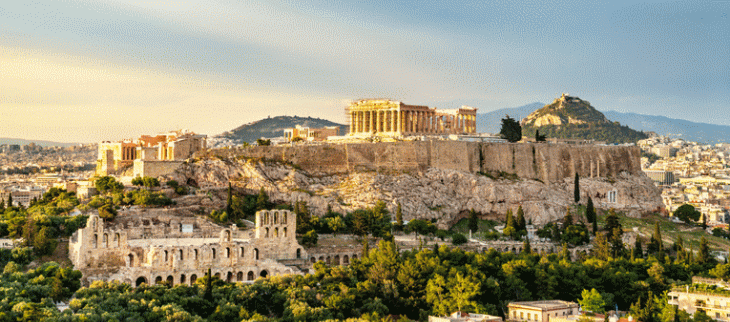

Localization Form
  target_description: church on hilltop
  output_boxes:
[346,99,477,137]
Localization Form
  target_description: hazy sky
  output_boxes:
[1,0,728,142]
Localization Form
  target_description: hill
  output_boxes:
[475,102,544,134]
[602,111,730,144]
[0,137,83,147]
[218,116,347,144]
[519,94,648,144]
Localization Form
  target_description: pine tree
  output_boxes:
[256,187,269,210]
[574,172,580,204]
[562,208,574,228]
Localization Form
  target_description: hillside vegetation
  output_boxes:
[521,95,648,143]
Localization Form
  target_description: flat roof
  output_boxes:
[508,300,578,310]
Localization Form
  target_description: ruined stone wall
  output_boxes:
[197,141,641,183]
[133,160,185,178]
[69,209,310,287]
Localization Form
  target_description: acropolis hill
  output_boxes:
[170,141,663,227]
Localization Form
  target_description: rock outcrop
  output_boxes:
[168,157,663,228]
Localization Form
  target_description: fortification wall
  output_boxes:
[197,141,640,182]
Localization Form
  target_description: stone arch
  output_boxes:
[283,212,287,223]
[103,233,108,248]
[296,248,302,259]
[284,227,288,238]
[155,276,163,284]
[326,256,331,265]
[227,272,233,283]
[310,257,316,263]
[274,211,279,224]
[334,255,340,265]
[115,233,120,247]
[275,227,279,238]
[166,275,173,285]
[225,230,231,241]
[194,249,199,260]
[214,272,221,279]
[179,249,184,261]
[265,228,269,238]
[260,270,268,278]
[135,277,147,287]
[319,256,324,262]
[190,274,198,284]
[93,234,98,248]
[511,247,516,253]
[343,255,349,265]
[240,247,244,258]
[164,250,169,262]
[504,247,509,252]
[264,212,269,225]
[226,247,230,258]
[128,253,134,267]
[237,272,243,281]
[247,271,255,280]
[212,248,216,259]
[180,274,186,284]
[254,248,259,260]
[352,254,358,260]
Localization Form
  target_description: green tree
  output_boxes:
[326,216,345,236]
[673,204,701,224]
[95,176,124,194]
[302,230,318,247]
[450,272,480,313]
[256,187,269,211]
[522,238,531,254]
[516,206,526,232]
[452,233,467,245]
[698,236,712,265]
[535,129,546,142]
[499,115,522,142]
[633,237,644,259]
[574,172,580,204]
[468,209,479,233]
[395,203,404,231]
[7,193,13,207]
[578,288,606,313]
[98,203,117,220]
[256,138,271,146]
[586,197,596,228]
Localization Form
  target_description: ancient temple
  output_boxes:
[346,99,477,137]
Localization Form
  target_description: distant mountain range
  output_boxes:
[477,103,730,144]
[0,138,83,147]
[218,116,347,144]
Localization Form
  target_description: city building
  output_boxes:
[0,185,45,207]
[346,99,477,137]
[284,125,340,142]
[507,300,579,322]
[429,311,503,322]
[668,277,730,321]
[644,170,676,185]
[96,130,206,177]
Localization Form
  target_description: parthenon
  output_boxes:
[346,99,477,136]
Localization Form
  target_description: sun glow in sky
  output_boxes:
[0,0,728,142]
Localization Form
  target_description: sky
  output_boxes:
[0,0,728,143]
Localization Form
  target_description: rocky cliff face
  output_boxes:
[168,158,663,228]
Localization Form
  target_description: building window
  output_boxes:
[608,190,617,203]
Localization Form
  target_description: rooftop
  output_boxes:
[508,300,579,310]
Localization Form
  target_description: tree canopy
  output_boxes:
[499,115,522,143]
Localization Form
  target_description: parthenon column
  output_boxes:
[369,111,374,133]
[396,110,401,134]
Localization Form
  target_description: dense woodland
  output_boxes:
[0,179,726,321]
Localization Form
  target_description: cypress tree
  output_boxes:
[516,206,526,232]
[586,197,596,223]
[7,194,12,207]
[562,208,573,228]
[698,236,711,265]
[633,237,643,259]
[468,208,479,233]
[203,268,213,303]
[574,172,580,204]
[256,187,269,210]
[653,222,664,256]
[396,203,404,230]
[0,199,4,212]
[522,238,531,254]
[702,214,708,230]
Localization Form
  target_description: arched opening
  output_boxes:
[310,257,316,263]
[265,228,269,238]
[264,213,269,225]
[511,247,516,253]
[226,230,231,241]
[190,274,198,284]
[155,276,163,284]
[247,271,255,280]
[296,248,301,259]
[135,277,147,287]
[240,247,244,258]
[352,254,358,260]
[180,274,186,284]
[283,227,287,238]
[254,248,259,260]
[166,275,174,285]
[334,255,340,265]
[214,272,221,279]
[274,212,278,224]
[260,270,268,278]
[103,233,108,248]
[93,234,98,248]
[227,272,233,283]
[212,248,216,259]
[164,250,169,262]
[283,213,287,223]
[179,223,183,232]
[237,272,243,281]
[326,256,331,265]
[318,256,324,262]
[128,254,134,267]
[194,249,199,260]
[343,255,349,265]
[179,249,184,261]
[115,233,120,247]
[275,227,279,238]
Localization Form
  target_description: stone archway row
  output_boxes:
[308,253,359,266]
[132,268,275,287]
